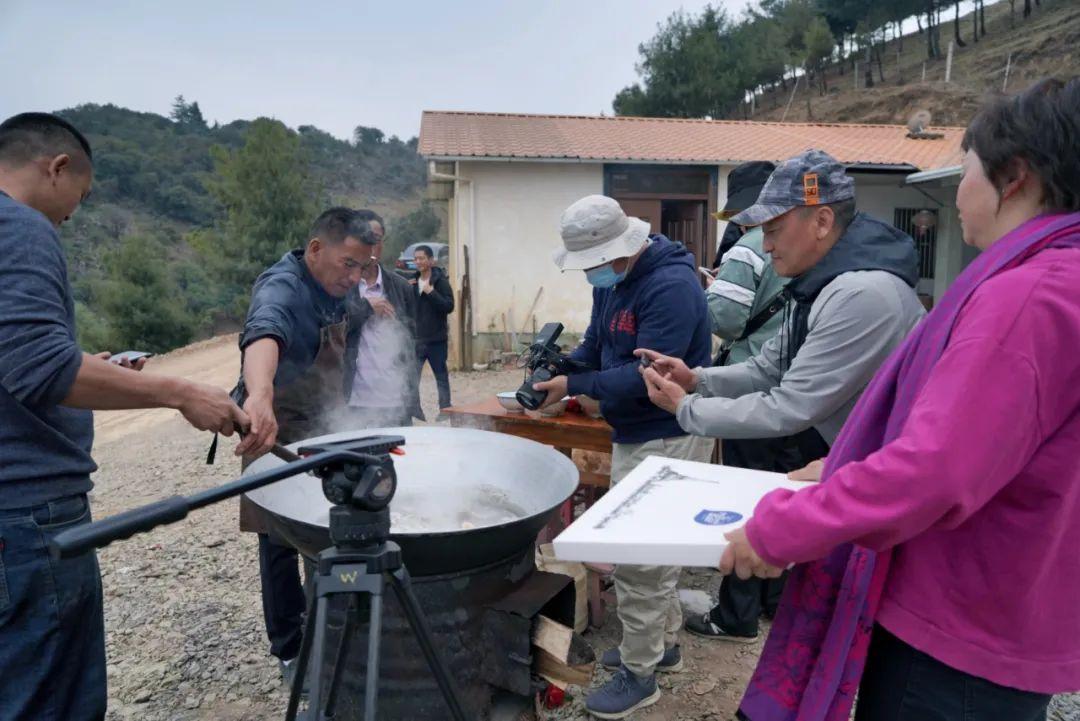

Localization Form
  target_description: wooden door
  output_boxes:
[616,199,661,234]
[663,201,706,271]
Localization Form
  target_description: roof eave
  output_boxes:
[421,154,717,165]
[906,165,963,186]
[422,154,926,172]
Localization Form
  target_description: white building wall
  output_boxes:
[851,173,934,223]
[454,161,603,345]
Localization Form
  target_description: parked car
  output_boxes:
[394,242,449,278]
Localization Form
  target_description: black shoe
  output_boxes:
[684,613,758,643]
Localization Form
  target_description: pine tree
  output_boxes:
[195,118,322,317]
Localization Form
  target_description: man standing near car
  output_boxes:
[411,244,454,419]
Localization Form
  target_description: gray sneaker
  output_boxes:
[600,644,683,673]
[585,666,661,719]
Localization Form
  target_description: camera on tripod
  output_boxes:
[297,435,405,548]
[515,322,593,410]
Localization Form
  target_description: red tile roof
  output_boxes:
[419,111,964,170]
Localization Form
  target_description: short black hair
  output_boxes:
[800,197,856,232]
[310,207,377,246]
[962,77,1080,213]
[414,244,434,258]
[353,209,385,229]
[0,112,93,167]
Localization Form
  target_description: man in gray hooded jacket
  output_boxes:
[638,150,926,641]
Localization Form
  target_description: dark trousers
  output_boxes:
[855,625,1050,721]
[416,340,451,409]
[0,495,106,721]
[258,533,307,661]
[710,431,829,634]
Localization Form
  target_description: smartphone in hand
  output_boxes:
[109,350,154,365]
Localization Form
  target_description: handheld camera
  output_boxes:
[514,322,592,410]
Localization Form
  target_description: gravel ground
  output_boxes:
[89,336,1080,720]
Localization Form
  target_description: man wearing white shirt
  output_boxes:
[344,212,422,427]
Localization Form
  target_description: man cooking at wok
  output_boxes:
[233,206,379,688]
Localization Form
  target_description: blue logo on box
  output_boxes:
[694,509,743,526]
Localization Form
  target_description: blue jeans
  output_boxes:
[0,495,106,721]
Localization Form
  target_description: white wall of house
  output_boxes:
[854,173,955,299]
[451,161,603,353]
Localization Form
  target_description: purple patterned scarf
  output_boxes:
[739,212,1080,721]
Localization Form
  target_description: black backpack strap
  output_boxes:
[713,293,788,366]
[741,293,787,341]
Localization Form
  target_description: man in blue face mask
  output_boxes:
[534,194,713,718]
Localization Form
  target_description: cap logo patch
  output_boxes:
[803,173,820,205]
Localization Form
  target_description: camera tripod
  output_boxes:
[283,505,468,721]
[50,435,468,721]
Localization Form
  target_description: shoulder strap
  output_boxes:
[714,292,787,367]
[739,293,787,342]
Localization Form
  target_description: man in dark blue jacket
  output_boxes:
[534,194,713,718]
[0,113,245,721]
[234,207,379,686]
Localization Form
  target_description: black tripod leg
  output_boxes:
[387,568,468,721]
[363,574,385,721]
[306,593,331,718]
[286,572,321,721]
[323,595,357,718]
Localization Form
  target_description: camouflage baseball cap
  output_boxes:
[730,149,855,227]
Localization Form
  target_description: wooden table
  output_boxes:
[443,397,613,488]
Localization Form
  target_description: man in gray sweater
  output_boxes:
[639,150,925,640]
[0,113,246,721]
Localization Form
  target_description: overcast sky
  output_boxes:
[1,0,757,141]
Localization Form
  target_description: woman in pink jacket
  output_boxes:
[723,77,1080,721]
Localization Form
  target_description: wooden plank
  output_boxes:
[535,650,593,689]
[578,470,610,488]
[533,615,572,660]
[533,615,596,666]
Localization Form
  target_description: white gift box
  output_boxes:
[552,455,810,567]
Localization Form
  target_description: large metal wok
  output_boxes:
[244,426,579,575]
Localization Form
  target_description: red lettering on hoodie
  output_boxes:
[609,309,637,336]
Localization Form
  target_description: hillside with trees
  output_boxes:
[58,99,440,353]
[615,0,1079,126]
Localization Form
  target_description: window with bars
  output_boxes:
[894,208,937,279]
